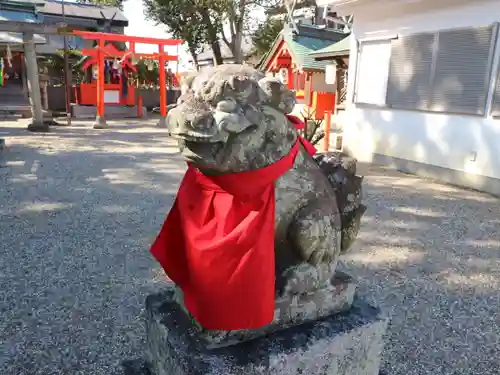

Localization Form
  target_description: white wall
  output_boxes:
[341,0,500,181]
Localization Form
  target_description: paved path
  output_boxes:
[1,119,500,375]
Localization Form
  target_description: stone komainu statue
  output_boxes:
[144,64,386,375]
[152,64,367,343]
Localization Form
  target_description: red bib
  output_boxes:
[286,114,317,155]
[150,123,316,330]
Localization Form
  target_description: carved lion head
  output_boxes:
[167,64,298,174]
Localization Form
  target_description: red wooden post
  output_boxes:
[323,110,332,152]
[137,95,143,118]
[158,43,167,127]
[94,39,106,128]
[287,67,294,90]
[307,72,314,106]
[73,85,79,105]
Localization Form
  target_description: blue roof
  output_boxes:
[0,8,45,45]
[0,9,41,23]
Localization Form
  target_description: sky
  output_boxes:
[122,0,193,71]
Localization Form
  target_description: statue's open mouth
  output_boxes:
[169,132,219,142]
[177,138,224,164]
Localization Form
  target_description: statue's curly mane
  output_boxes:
[187,65,267,108]
[169,64,300,172]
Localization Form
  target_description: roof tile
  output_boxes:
[40,0,128,24]
[309,35,351,59]
[282,24,347,70]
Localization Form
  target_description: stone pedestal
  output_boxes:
[144,284,387,375]
[72,104,147,120]
[157,116,167,128]
[93,115,108,129]
[23,32,48,133]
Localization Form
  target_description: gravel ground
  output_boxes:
[1,119,500,375]
[0,119,184,375]
[341,165,500,375]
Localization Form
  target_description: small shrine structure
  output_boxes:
[257,24,347,150]
[309,35,351,151]
[72,30,183,128]
[76,43,138,107]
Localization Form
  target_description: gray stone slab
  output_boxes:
[71,104,147,119]
[145,290,388,375]
[121,358,389,375]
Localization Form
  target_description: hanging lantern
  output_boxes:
[279,67,288,84]
[6,44,12,68]
[92,64,98,80]
[146,60,154,71]
[0,58,4,86]
[112,59,119,70]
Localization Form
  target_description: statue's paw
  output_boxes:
[308,247,336,266]
[288,200,342,266]
[340,204,367,253]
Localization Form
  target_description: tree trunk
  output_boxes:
[188,45,200,71]
[233,31,243,64]
[211,41,224,66]
[233,3,245,64]
[200,9,224,65]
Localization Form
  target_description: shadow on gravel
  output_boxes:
[342,164,500,375]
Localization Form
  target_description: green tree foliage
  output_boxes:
[77,0,124,9]
[44,49,84,84]
[250,17,283,59]
[143,0,284,67]
[217,0,282,63]
[143,0,225,68]
[249,0,327,60]
[133,60,160,86]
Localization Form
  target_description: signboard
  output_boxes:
[104,90,120,104]
[279,67,288,84]
[57,26,74,35]
[325,64,337,85]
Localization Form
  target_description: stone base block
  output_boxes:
[187,271,357,348]
[121,359,388,375]
[145,290,387,375]
[27,121,50,132]
[71,104,147,119]
[0,105,31,119]
[93,116,108,129]
[157,116,167,128]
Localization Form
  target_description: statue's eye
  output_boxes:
[216,98,237,113]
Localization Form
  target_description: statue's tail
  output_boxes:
[314,152,367,253]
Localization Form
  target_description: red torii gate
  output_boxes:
[73,30,183,128]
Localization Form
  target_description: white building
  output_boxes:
[317,0,500,196]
